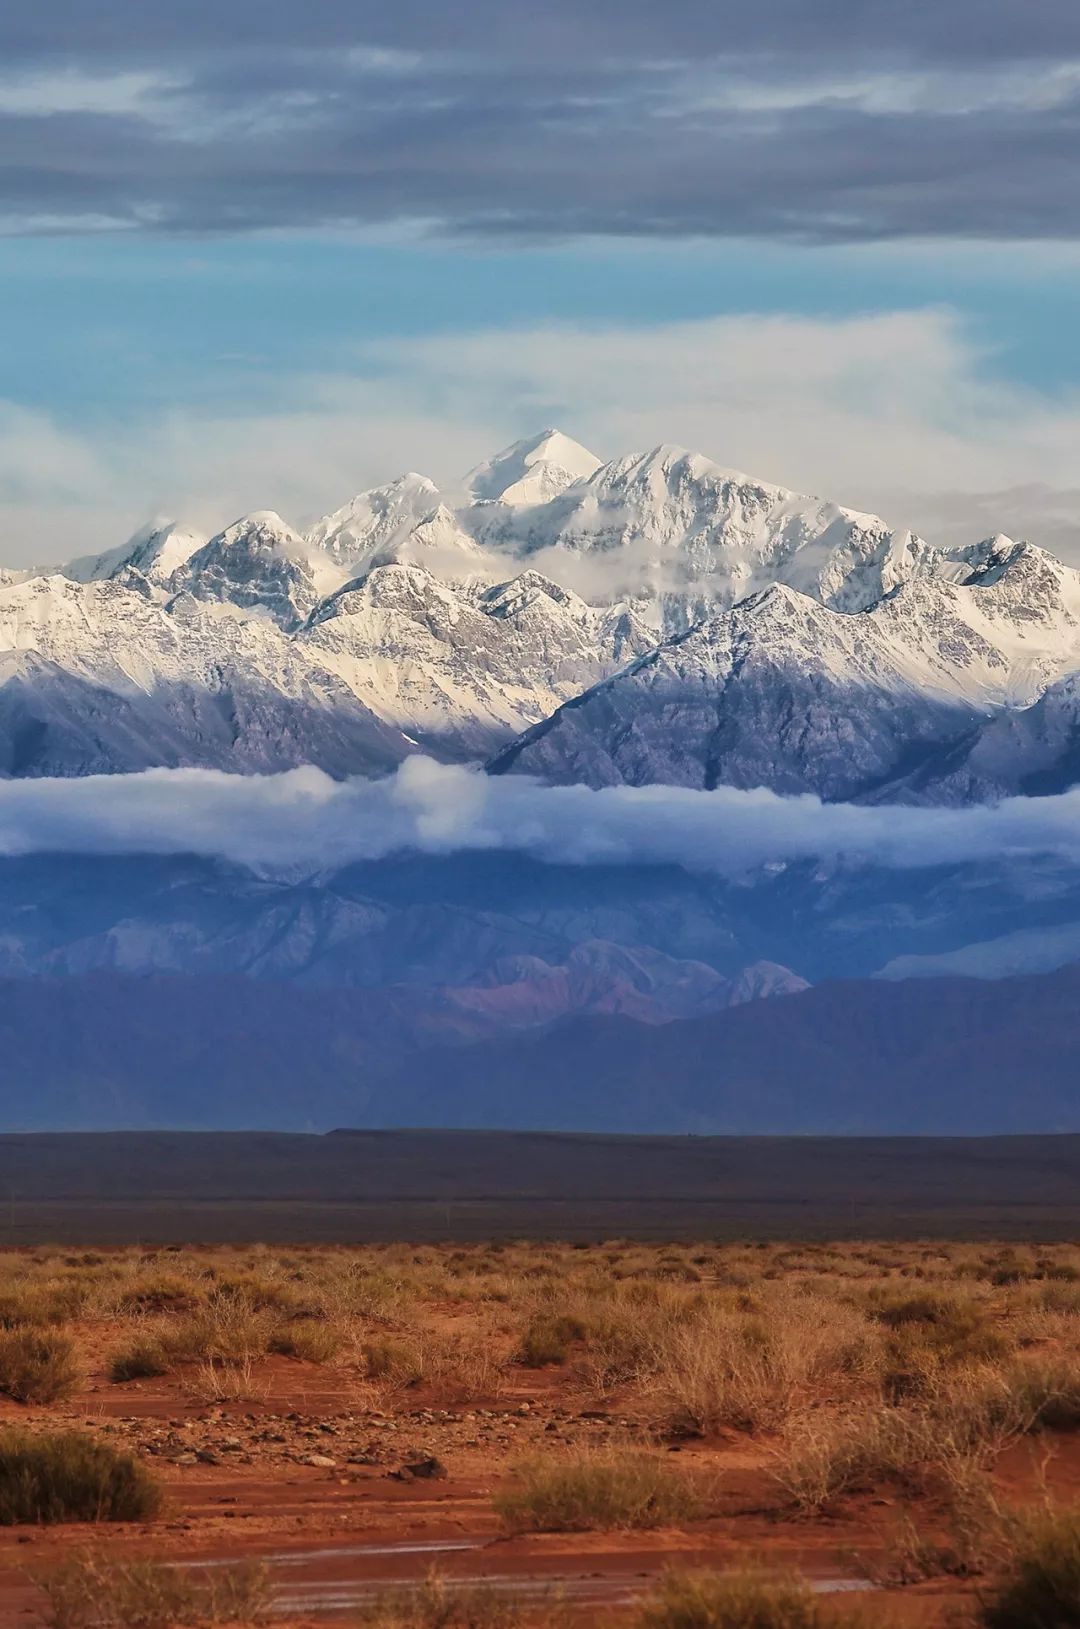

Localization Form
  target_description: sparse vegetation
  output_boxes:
[0,1430,161,1524]
[350,1574,556,1629]
[5,1237,1080,1629]
[637,1567,853,1629]
[108,1336,169,1383]
[37,1552,269,1628]
[495,1447,705,1532]
[979,1508,1080,1627]
[0,1328,80,1403]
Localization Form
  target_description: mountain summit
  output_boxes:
[0,430,1075,798]
[464,429,602,505]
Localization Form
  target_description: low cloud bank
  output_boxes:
[0,758,1079,878]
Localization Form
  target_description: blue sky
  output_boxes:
[8,235,1080,420]
[4,1,1080,563]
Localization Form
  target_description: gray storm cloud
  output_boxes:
[0,758,1079,877]
[4,2,1080,242]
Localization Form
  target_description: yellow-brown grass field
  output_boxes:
[3,1239,1080,1625]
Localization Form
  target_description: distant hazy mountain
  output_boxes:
[3,848,1080,990]
[371,964,1080,1137]
[4,963,1080,1134]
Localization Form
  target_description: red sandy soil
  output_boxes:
[3,1343,1060,1627]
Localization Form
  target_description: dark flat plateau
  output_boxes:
[1,1129,1079,1243]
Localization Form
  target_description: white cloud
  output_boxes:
[1,757,1080,878]
[4,305,1080,566]
[676,60,1080,118]
[0,68,182,119]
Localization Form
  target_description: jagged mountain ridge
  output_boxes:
[491,545,1080,796]
[2,429,1080,793]
[2,847,1078,991]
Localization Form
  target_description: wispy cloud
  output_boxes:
[5,308,1080,567]
[1,757,1080,877]
[0,68,182,119]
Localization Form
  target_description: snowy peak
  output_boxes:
[490,560,1080,798]
[464,429,601,505]
[478,569,591,622]
[11,427,1080,798]
[119,521,206,585]
[172,511,345,629]
[306,473,442,568]
[307,479,503,589]
[497,440,946,629]
[63,520,205,587]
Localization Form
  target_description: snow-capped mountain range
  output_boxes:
[5,427,1080,799]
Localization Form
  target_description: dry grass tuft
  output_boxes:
[108,1336,169,1383]
[652,1293,873,1436]
[0,1430,160,1525]
[515,1312,588,1367]
[183,1354,270,1404]
[361,1334,426,1386]
[636,1566,856,1628]
[495,1447,705,1533]
[978,1507,1080,1627]
[36,1552,269,1628]
[268,1318,346,1364]
[157,1293,271,1366]
[349,1573,561,1628]
[0,1329,80,1404]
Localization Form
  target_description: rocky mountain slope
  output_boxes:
[492,543,1080,796]
[1,430,1079,796]
[1,846,1077,990]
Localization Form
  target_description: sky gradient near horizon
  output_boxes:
[5,1,1080,564]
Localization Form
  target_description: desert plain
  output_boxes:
[1,1237,1080,1625]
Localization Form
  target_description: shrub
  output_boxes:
[869,1459,1006,1585]
[654,1295,873,1437]
[184,1355,268,1405]
[771,1413,891,1515]
[569,1288,700,1394]
[109,1338,169,1383]
[268,1319,344,1364]
[212,1272,306,1316]
[158,1295,270,1366]
[979,1509,1080,1627]
[0,1330,80,1404]
[637,1567,847,1629]
[0,1430,161,1524]
[37,1552,268,1628]
[362,1336,425,1386]
[115,1274,202,1315]
[495,1448,704,1533]
[515,1313,587,1367]
[773,1406,972,1516]
[351,1574,546,1629]
[998,1355,1080,1434]
[871,1292,1006,1395]
[774,1369,1037,1519]
[0,1283,85,1329]
[426,1334,506,1402]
